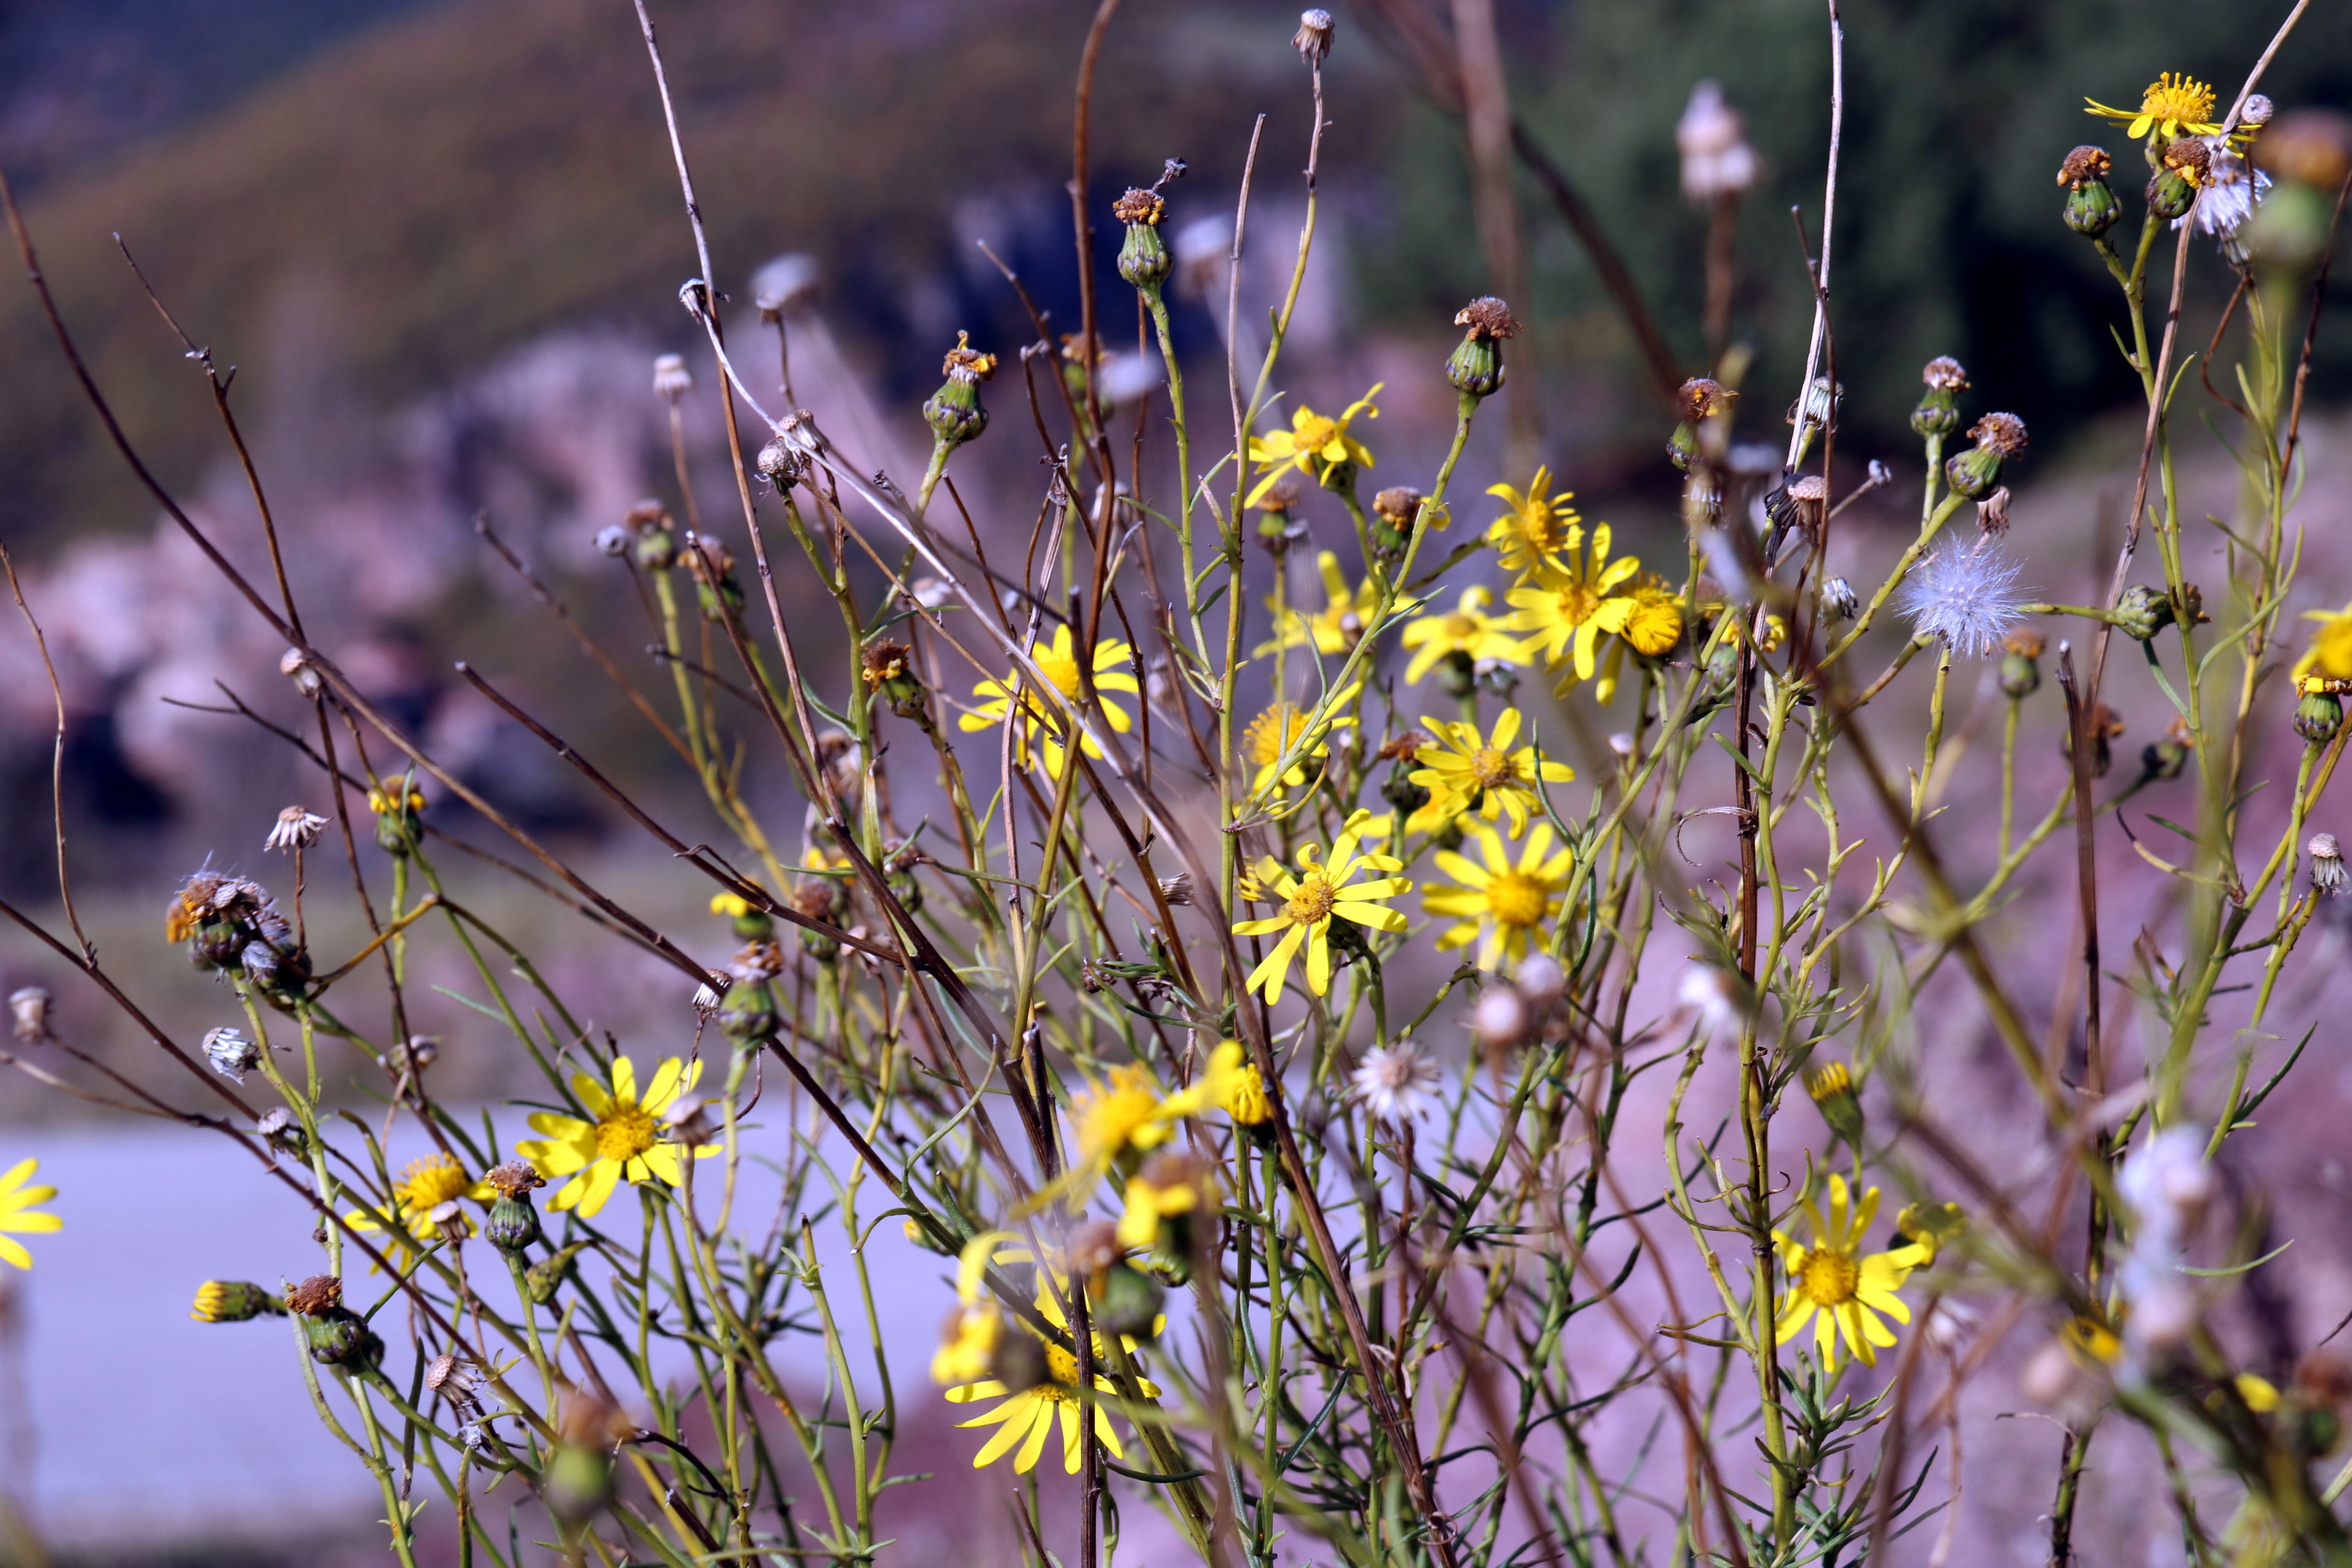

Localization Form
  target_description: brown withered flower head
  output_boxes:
[1292,8,1333,66]
[2002,627,2047,659]
[485,1161,545,1199]
[1373,487,1424,525]
[861,640,912,690]
[941,330,998,383]
[1378,732,1427,763]
[286,1275,344,1317]
[728,940,787,982]
[1976,485,2013,537]
[1968,412,2030,456]
[2159,135,2213,186]
[1112,188,1166,227]
[1676,377,1735,422]
[2057,146,2113,188]
[1921,356,1970,392]
[1453,296,1520,341]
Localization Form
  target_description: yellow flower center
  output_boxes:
[1553,582,1600,626]
[1516,506,1568,553]
[1442,612,1479,641]
[596,1101,658,1163]
[2139,72,2214,126]
[1246,705,1309,768]
[1293,414,1342,453]
[1470,748,1518,790]
[1035,644,1084,699]
[396,1156,472,1213]
[1284,873,1338,925]
[1077,1071,1164,1161]
[1797,1246,1860,1308]
[1485,871,1549,928]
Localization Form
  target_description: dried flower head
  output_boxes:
[1676,376,1735,422]
[426,1352,487,1404]
[265,806,327,853]
[7,988,51,1046]
[1975,486,2012,537]
[652,353,694,401]
[862,640,912,690]
[1373,486,1424,524]
[941,331,997,383]
[279,646,322,697]
[728,940,787,982]
[1676,80,1761,202]
[1350,1041,1440,1125]
[2160,136,2213,184]
[485,1160,546,1199]
[1157,872,1193,906]
[1896,542,2031,657]
[286,1275,344,1316]
[1788,475,1828,505]
[662,1096,717,1146]
[2310,833,2346,895]
[2003,627,2047,658]
[1453,296,1520,341]
[204,1026,260,1083]
[1967,412,2029,456]
[2057,146,2113,188]
[1112,188,1166,227]
[1921,356,1969,392]
[1292,8,1333,65]
[1378,732,1426,763]
[2258,109,2352,190]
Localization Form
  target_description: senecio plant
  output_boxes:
[5,4,2352,1566]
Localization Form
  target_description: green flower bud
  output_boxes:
[1380,738,1431,819]
[1445,296,1518,399]
[1112,188,1173,292]
[1911,356,1968,440]
[1436,649,1478,700]
[923,332,997,449]
[685,538,744,622]
[303,1310,381,1371]
[622,500,677,570]
[192,1279,286,1323]
[2295,687,2344,746]
[544,1442,614,1522]
[2057,146,2122,238]
[1999,629,2044,698]
[527,1242,590,1305]
[1097,1260,1166,1343]
[1803,1060,1865,1150]
[2141,718,2192,781]
[1944,411,2027,499]
[2147,139,2210,224]
[1667,421,1700,473]
[485,1193,542,1256]
[2111,583,2175,643]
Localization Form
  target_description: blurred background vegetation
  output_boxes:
[4,0,2349,552]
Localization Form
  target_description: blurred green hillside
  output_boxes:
[0,0,1371,549]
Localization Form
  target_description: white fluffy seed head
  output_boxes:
[1896,540,2032,657]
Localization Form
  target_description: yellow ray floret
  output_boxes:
[0,1158,58,1271]
[1233,812,1410,1003]
[1484,466,1582,576]
[1400,585,1526,684]
[2084,72,2222,143]
[1422,821,1575,970]
[515,1054,716,1219]
[1771,1174,1930,1373]
[1406,707,1574,835]
[959,624,1140,778]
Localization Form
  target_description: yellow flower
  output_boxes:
[0,1159,58,1270]
[1484,466,1582,575]
[2085,72,2222,142]
[347,1153,494,1257]
[1258,551,1391,657]
[2293,600,2352,686]
[516,1055,715,1218]
[1241,684,1360,796]
[1406,707,1574,835]
[1772,1175,1929,1371]
[1245,385,1381,506]
[1506,524,1642,682]
[1070,1063,1177,1181]
[1400,585,1525,684]
[710,891,754,918]
[1189,1040,1272,1126]
[943,1266,1158,1473]
[960,624,1140,777]
[368,783,426,817]
[1616,575,1684,658]
[1423,821,1574,969]
[932,1302,1004,1386]
[1233,812,1411,1003]
[1117,1153,1215,1249]
[1894,1200,1968,1266]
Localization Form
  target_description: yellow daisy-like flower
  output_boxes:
[1233,812,1411,1003]
[1616,575,1684,659]
[1506,524,1643,683]
[1245,385,1381,507]
[1257,551,1392,657]
[1065,1063,1177,1191]
[944,1263,1159,1474]
[1484,466,1582,576]
[1406,707,1574,835]
[2293,600,2352,687]
[0,1159,59,1270]
[1116,1153,1216,1249]
[515,1054,716,1219]
[932,1302,1004,1386]
[1772,1175,1930,1372]
[959,624,1140,778]
[2084,72,2222,143]
[1422,821,1575,970]
[346,1152,494,1257]
[1400,585,1526,684]
[1160,1039,1273,1126]
[1241,683,1361,797]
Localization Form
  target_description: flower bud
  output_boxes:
[369,781,426,857]
[2141,716,2192,781]
[2295,685,2344,745]
[483,1161,546,1255]
[988,1330,1050,1395]
[527,1242,590,1305]
[2000,628,2044,697]
[2147,138,2210,222]
[1113,189,1173,292]
[1435,649,1478,700]
[2111,583,2175,643]
[685,536,744,622]
[192,1279,285,1322]
[923,331,997,449]
[1910,356,1968,441]
[624,499,678,570]
[8,987,52,1046]
[1445,297,1518,400]
[1803,1059,1865,1149]
[1944,411,2027,499]
[288,1277,380,1371]
[1380,735,1431,819]
[1370,486,1427,565]
[2057,146,2122,238]
[716,978,780,1044]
